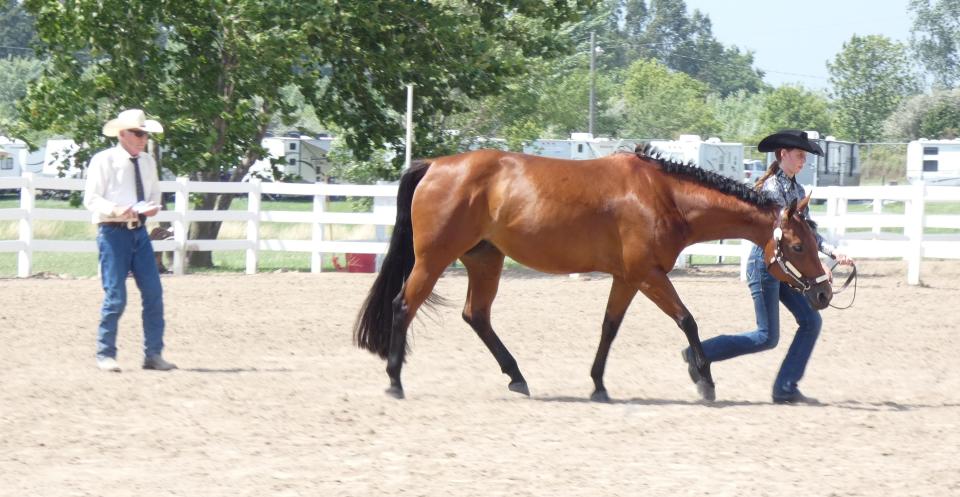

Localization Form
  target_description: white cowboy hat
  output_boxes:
[102,109,164,137]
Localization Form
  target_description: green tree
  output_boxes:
[20,0,595,267]
[758,85,832,141]
[909,0,960,88]
[828,34,921,142]
[0,57,43,124]
[619,58,719,139]
[706,89,766,143]
[883,88,960,140]
[0,0,38,58]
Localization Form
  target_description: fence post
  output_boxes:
[824,187,839,240]
[172,177,189,275]
[311,186,327,273]
[739,240,751,281]
[906,181,925,285]
[17,172,34,278]
[835,190,848,237]
[246,179,261,275]
[872,195,883,235]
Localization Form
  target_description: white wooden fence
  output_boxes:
[676,182,960,284]
[1,174,958,284]
[0,173,398,277]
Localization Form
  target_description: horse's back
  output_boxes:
[411,150,674,275]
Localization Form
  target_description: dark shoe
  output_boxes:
[773,389,820,405]
[143,355,177,371]
[96,356,122,372]
[680,348,702,384]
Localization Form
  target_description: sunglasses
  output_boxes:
[126,129,148,138]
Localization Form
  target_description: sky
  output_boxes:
[681,0,914,90]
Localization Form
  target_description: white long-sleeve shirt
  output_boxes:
[83,145,162,223]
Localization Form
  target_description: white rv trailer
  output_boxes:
[522,133,641,160]
[906,138,960,186]
[0,136,30,177]
[765,131,860,188]
[523,134,744,181]
[648,135,744,182]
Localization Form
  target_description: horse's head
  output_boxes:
[763,193,832,310]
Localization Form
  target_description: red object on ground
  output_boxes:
[347,253,376,273]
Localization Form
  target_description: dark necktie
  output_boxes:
[131,156,146,224]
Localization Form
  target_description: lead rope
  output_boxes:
[826,258,858,309]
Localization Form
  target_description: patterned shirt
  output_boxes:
[759,169,835,256]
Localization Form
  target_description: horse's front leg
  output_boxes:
[589,278,637,402]
[636,270,716,402]
[460,244,529,396]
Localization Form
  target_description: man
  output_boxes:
[84,109,176,372]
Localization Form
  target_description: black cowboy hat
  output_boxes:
[757,129,824,156]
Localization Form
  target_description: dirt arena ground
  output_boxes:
[1,260,958,496]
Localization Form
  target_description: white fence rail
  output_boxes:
[1,174,958,284]
[676,183,960,284]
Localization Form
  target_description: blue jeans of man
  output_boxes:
[699,245,822,398]
[96,224,165,360]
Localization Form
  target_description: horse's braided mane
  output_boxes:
[633,143,775,208]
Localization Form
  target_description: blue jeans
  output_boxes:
[699,245,822,398]
[96,224,165,359]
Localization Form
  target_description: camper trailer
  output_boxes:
[523,133,640,160]
[0,137,30,177]
[648,135,744,182]
[766,132,860,187]
[906,138,960,186]
[246,134,334,182]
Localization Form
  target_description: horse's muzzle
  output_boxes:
[803,282,833,310]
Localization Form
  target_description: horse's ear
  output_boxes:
[797,191,812,213]
[785,198,800,219]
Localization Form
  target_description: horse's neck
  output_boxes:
[678,193,776,247]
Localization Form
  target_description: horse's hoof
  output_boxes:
[696,380,716,402]
[509,381,530,396]
[590,390,611,403]
[385,386,405,399]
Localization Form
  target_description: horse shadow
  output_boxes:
[531,395,960,411]
[180,367,294,374]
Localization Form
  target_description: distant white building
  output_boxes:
[523,133,745,182]
[41,139,83,178]
[523,133,642,160]
[648,135,744,182]
[906,138,960,186]
[0,136,29,177]
[246,134,335,182]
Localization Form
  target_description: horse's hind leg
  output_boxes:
[459,242,529,396]
[589,277,638,402]
[386,259,447,399]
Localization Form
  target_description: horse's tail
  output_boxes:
[353,159,433,359]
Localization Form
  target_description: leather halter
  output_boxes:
[766,213,830,293]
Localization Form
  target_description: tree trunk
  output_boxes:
[187,171,237,268]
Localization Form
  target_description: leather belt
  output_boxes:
[99,221,142,229]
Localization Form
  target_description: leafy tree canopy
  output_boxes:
[20,0,597,177]
[758,85,832,142]
[828,34,921,142]
[883,88,960,140]
[909,0,960,88]
[0,0,38,58]
[619,58,719,139]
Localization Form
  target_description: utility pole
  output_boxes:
[404,84,413,170]
[589,31,596,137]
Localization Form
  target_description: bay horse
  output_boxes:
[354,145,832,401]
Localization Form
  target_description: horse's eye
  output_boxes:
[791,244,803,252]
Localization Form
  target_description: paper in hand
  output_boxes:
[132,201,158,213]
